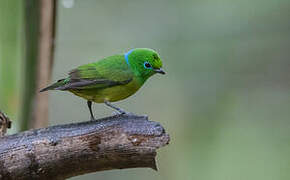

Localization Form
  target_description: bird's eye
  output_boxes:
[144,62,152,69]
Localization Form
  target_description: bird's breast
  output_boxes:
[98,79,142,102]
[70,78,143,103]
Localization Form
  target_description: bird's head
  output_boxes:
[125,48,165,81]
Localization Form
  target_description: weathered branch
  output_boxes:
[0,114,170,180]
[0,111,11,137]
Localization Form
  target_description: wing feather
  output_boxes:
[61,55,133,90]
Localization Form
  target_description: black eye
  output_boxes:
[144,62,152,69]
[145,63,151,68]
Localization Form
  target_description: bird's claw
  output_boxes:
[112,111,136,117]
[90,116,96,121]
[111,111,120,116]
[123,112,137,116]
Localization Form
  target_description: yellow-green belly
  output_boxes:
[69,80,141,103]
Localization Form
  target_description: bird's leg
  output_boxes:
[104,100,130,115]
[87,100,95,120]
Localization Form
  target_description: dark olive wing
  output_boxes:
[56,59,133,90]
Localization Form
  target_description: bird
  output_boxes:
[40,48,165,120]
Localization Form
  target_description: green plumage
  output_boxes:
[41,48,165,119]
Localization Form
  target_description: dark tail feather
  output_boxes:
[40,79,66,92]
[39,85,54,92]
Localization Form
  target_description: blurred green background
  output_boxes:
[1,0,290,179]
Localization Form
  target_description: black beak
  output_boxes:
[153,68,166,75]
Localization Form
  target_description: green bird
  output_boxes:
[40,48,165,120]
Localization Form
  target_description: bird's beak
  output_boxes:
[153,68,166,75]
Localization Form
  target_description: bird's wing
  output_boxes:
[56,58,134,90]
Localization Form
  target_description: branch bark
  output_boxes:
[0,114,170,180]
[0,111,11,137]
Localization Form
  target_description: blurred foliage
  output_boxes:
[0,0,23,132]
[20,0,40,131]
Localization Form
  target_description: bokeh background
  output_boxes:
[1,0,290,179]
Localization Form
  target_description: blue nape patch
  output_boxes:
[124,49,134,66]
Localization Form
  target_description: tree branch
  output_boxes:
[0,111,11,137]
[0,114,170,180]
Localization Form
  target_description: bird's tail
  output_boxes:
[40,79,68,92]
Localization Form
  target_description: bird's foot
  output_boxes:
[90,116,96,121]
[112,110,137,117]
[105,100,139,117]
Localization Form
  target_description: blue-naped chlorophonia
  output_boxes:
[41,48,165,120]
